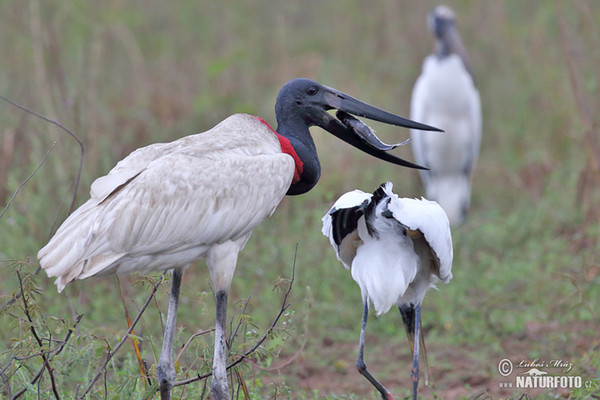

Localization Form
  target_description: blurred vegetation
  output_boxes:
[0,0,599,399]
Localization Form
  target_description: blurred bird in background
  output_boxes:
[410,5,482,226]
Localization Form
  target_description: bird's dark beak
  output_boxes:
[316,87,441,169]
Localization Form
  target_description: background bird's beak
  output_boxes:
[316,86,441,169]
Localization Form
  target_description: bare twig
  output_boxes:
[173,245,298,388]
[174,328,215,368]
[0,362,11,398]
[15,271,61,400]
[0,142,55,219]
[0,93,85,214]
[2,297,81,400]
[117,278,151,385]
[11,364,47,400]
[248,295,309,373]
[233,368,250,400]
[228,296,252,351]
[76,274,165,399]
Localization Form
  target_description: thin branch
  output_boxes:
[174,328,215,368]
[0,142,55,219]
[15,271,61,400]
[2,319,80,378]
[248,294,309,373]
[76,274,165,399]
[228,296,252,351]
[117,278,151,385]
[11,364,46,400]
[0,93,84,214]
[0,362,11,398]
[173,244,298,388]
[51,314,83,359]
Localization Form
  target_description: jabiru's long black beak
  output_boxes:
[316,86,442,170]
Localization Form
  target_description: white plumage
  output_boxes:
[322,182,452,313]
[39,114,293,292]
[38,114,293,400]
[410,5,481,226]
[322,182,452,400]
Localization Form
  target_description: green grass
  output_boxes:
[1,1,600,399]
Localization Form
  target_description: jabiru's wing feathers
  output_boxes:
[38,114,295,291]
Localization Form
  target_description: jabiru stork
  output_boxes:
[322,182,453,400]
[37,78,441,400]
[410,5,482,225]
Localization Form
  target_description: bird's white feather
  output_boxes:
[322,182,453,315]
[38,114,295,292]
[383,186,453,283]
[352,210,419,315]
[321,189,372,269]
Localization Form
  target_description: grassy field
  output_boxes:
[1,1,599,399]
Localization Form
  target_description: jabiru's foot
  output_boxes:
[157,362,175,400]
[210,290,230,400]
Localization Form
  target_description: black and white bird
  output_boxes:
[322,182,453,400]
[410,5,482,225]
[37,78,440,400]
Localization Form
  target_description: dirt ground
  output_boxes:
[255,320,599,399]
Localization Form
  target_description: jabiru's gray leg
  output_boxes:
[211,289,229,400]
[206,240,244,400]
[158,268,184,400]
[356,301,395,400]
[399,303,421,400]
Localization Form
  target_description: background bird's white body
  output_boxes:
[411,6,481,226]
[322,183,453,315]
[39,114,294,292]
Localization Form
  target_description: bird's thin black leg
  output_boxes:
[411,304,422,400]
[356,300,395,400]
[211,289,229,400]
[158,268,184,400]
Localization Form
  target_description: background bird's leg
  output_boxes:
[211,289,229,400]
[411,304,421,400]
[356,300,395,400]
[401,303,431,400]
[158,268,184,400]
[399,304,415,348]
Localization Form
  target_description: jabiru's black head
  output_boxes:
[274,78,442,195]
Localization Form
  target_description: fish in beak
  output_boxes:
[314,83,442,169]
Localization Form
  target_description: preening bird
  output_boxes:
[38,78,441,400]
[410,5,482,226]
[322,182,453,400]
